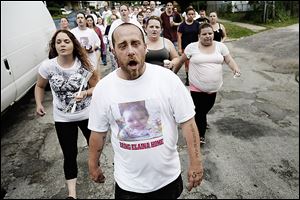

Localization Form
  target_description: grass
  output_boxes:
[258,17,299,28]
[221,16,298,39]
[220,11,298,39]
[222,22,256,39]
[52,14,69,20]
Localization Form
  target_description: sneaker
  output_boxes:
[200,137,206,144]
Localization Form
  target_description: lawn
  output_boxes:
[259,18,299,28]
[223,22,256,39]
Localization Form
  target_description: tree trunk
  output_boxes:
[290,1,293,16]
[263,1,267,23]
[272,1,275,19]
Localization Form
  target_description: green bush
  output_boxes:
[221,12,263,24]
[276,8,290,21]
[48,7,61,16]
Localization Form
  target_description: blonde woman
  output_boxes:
[209,11,227,42]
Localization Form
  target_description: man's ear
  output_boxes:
[112,48,118,62]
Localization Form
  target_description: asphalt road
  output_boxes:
[1,24,299,199]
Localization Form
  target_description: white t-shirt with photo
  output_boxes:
[71,27,100,68]
[88,63,195,193]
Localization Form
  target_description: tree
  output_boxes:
[45,1,65,8]
[248,1,298,23]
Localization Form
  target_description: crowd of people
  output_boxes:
[58,1,228,73]
[35,1,240,199]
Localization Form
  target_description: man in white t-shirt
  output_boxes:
[107,4,144,70]
[149,1,161,17]
[129,6,139,20]
[88,22,203,198]
[85,7,97,24]
[71,12,100,68]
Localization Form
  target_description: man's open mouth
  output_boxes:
[128,60,138,67]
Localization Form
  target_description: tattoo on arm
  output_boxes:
[189,123,199,158]
[97,135,107,153]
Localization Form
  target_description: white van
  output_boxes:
[1,1,56,113]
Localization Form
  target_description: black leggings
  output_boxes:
[191,91,217,138]
[55,119,90,180]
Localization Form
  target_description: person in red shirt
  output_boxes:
[160,1,182,48]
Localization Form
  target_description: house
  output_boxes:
[64,1,106,10]
[207,1,252,13]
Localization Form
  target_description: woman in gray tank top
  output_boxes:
[145,16,179,69]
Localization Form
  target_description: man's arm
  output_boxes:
[180,117,203,191]
[88,131,107,183]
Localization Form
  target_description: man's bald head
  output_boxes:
[112,23,145,48]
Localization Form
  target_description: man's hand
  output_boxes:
[89,166,106,183]
[187,164,204,191]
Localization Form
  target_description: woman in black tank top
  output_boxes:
[213,23,224,42]
[145,39,170,66]
[209,12,227,42]
[144,16,179,69]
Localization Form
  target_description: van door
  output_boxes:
[1,1,56,113]
[1,58,17,112]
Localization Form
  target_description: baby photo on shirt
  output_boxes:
[79,36,89,48]
[112,100,162,142]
